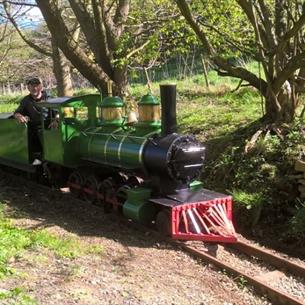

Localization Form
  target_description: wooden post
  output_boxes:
[144,67,153,93]
[200,55,210,89]
[21,83,25,94]
[7,81,11,94]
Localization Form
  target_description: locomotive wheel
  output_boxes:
[156,209,171,236]
[116,185,130,205]
[97,178,116,213]
[68,171,84,197]
[83,175,99,204]
[116,185,131,213]
[42,163,64,186]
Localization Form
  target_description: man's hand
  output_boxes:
[14,113,29,124]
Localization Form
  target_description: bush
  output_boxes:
[290,201,305,238]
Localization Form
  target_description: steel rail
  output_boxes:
[229,241,305,279]
[176,242,305,305]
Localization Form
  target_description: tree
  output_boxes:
[1,1,200,97]
[176,0,305,123]
[0,24,53,88]
[0,0,73,96]
[33,0,191,97]
[31,0,129,96]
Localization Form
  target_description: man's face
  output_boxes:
[28,83,43,99]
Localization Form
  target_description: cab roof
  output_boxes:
[39,94,102,108]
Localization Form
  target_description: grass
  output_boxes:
[0,201,103,303]
[0,203,103,279]
[0,103,18,113]
[178,87,262,139]
[0,94,22,113]
[0,287,37,305]
[131,72,263,141]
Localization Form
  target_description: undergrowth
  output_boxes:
[201,121,305,241]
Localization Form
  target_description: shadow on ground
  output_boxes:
[0,170,167,251]
[0,153,304,260]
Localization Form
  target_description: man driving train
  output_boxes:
[14,77,48,125]
[13,77,57,164]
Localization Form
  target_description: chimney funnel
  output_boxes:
[160,84,177,136]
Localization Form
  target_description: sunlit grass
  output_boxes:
[0,103,17,113]
[0,94,23,104]
[0,287,37,305]
[232,189,265,210]
[0,203,103,279]
[130,70,264,141]
[177,88,262,140]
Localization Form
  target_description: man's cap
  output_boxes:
[26,77,42,86]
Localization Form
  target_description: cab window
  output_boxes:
[75,107,88,120]
[63,107,74,118]
[62,106,88,121]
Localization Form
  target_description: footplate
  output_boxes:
[150,188,237,243]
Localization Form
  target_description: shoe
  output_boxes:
[32,159,42,165]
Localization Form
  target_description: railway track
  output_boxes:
[1,169,305,305]
[174,239,305,305]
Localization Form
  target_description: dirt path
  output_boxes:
[0,173,269,305]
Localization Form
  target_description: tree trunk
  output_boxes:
[264,81,296,123]
[113,66,129,97]
[52,37,73,96]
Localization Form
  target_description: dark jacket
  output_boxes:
[14,91,50,126]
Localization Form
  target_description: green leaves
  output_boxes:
[186,0,255,58]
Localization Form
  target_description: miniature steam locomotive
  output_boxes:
[0,85,236,243]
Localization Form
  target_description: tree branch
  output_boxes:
[236,0,270,51]
[273,11,305,56]
[176,0,267,95]
[198,19,254,56]
[0,19,9,42]
[273,51,305,93]
[0,34,12,67]
[68,0,112,76]
[0,0,37,7]
[91,0,113,75]
[114,0,129,26]
[214,57,268,95]
[3,1,52,56]
[175,0,214,56]
[256,0,276,48]
[126,40,150,59]
[36,0,110,88]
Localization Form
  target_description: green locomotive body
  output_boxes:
[0,113,30,170]
[0,85,237,243]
